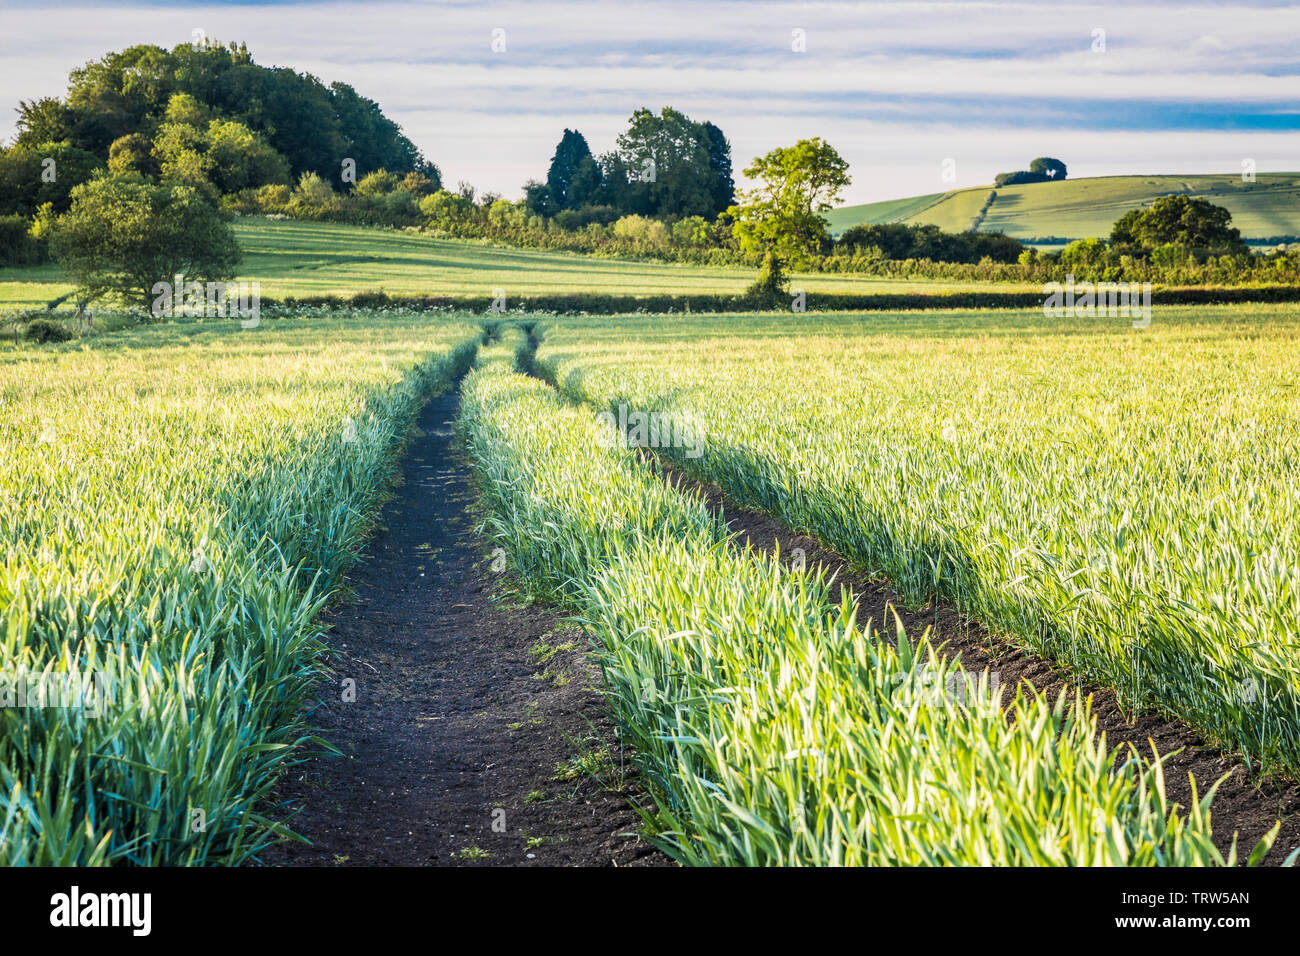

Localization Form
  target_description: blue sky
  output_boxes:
[2,0,1297,204]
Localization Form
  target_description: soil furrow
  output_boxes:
[266,378,667,867]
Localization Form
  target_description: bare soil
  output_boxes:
[265,383,668,867]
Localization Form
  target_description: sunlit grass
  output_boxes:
[535,303,1300,775]
[459,348,1257,866]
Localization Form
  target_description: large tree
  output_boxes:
[605,107,734,218]
[14,40,436,188]
[545,129,602,211]
[49,174,241,306]
[728,137,850,291]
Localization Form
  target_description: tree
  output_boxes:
[203,118,291,192]
[996,157,1068,186]
[1029,157,1068,180]
[728,138,851,292]
[1110,195,1248,256]
[606,108,734,218]
[49,174,241,307]
[522,179,555,217]
[0,141,103,216]
[699,121,736,214]
[14,98,73,147]
[18,42,434,188]
[567,155,603,209]
[107,132,156,177]
[545,129,600,211]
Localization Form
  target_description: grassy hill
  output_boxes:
[0,218,1039,309]
[830,173,1300,242]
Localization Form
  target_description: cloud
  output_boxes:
[3,1,1298,202]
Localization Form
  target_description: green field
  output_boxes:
[0,311,480,863]
[464,329,1233,865]
[462,303,1300,864]
[5,301,1299,866]
[532,305,1300,779]
[822,190,949,234]
[831,173,1300,241]
[0,217,1039,309]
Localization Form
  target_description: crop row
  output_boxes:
[459,345,1257,865]
[533,306,1300,775]
[0,314,480,864]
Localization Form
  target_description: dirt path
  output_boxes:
[649,458,1300,865]
[271,337,1298,868]
[266,380,667,867]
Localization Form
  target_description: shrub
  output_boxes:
[288,172,341,217]
[355,169,400,196]
[24,317,76,342]
[256,183,291,212]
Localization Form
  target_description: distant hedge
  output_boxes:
[263,285,1300,316]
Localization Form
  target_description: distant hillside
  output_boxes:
[828,173,1300,243]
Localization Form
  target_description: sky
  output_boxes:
[1,0,1298,205]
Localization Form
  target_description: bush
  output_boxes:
[613,214,668,245]
[554,204,621,230]
[743,250,789,304]
[288,172,341,218]
[24,317,76,342]
[256,183,291,212]
[355,169,400,196]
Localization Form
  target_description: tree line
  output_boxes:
[0,38,436,261]
[524,108,735,221]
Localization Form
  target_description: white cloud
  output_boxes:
[2,1,1298,203]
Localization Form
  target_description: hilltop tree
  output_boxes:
[1029,157,1068,180]
[728,137,850,295]
[996,156,1069,187]
[14,41,437,188]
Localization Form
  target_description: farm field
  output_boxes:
[829,173,1300,241]
[531,304,1300,777]
[5,303,1299,868]
[462,334,1239,865]
[0,217,1039,309]
[0,312,480,864]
